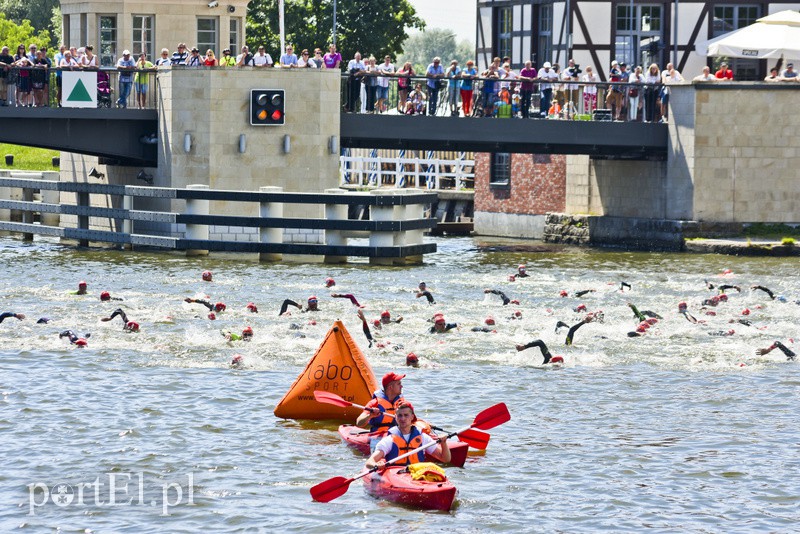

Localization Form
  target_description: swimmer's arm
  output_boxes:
[185,298,214,311]
[627,303,646,322]
[565,320,588,346]
[575,289,595,298]
[759,341,797,360]
[0,312,25,323]
[331,293,361,307]
[750,285,776,299]
[515,339,552,364]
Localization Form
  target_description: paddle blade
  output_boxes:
[472,403,511,431]
[313,391,352,408]
[457,428,491,450]
[310,476,353,503]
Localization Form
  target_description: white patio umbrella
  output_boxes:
[695,10,800,59]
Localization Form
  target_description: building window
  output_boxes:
[98,15,117,67]
[496,7,512,60]
[712,5,760,80]
[538,4,552,66]
[133,15,155,57]
[197,17,219,55]
[229,18,240,53]
[63,15,71,47]
[615,5,662,68]
[490,153,511,187]
[80,14,87,46]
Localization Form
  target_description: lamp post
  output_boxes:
[333,0,337,46]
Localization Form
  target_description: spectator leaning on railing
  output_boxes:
[643,63,661,123]
[171,43,188,65]
[714,62,733,80]
[252,46,273,68]
[780,63,797,81]
[156,48,172,67]
[280,45,298,68]
[581,66,599,114]
[135,52,155,109]
[460,60,478,116]
[425,56,445,116]
[693,66,716,82]
[115,50,136,108]
[445,59,461,116]
[0,46,12,107]
[396,61,415,113]
[219,48,236,67]
[323,43,341,69]
[376,55,395,113]
[537,62,557,118]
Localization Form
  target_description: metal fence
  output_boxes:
[0,175,437,262]
[339,74,670,122]
[340,150,474,190]
[1,67,159,109]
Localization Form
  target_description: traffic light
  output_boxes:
[250,89,285,126]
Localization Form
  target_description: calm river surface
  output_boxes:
[1,236,799,532]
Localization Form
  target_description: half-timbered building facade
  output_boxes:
[476,0,800,81]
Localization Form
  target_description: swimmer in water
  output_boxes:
[484,288,511,306]
[325,277,336,288]
[59,330,90,345]
[406,352,419,367]
[515,339,564,365]
[230,354,244,368]
[100,308,140,331]
[628,302,662,321]
[755,341,796,360]
[100,291,123,302]
[429,314,458,333]
[619,281,632,291]
[415,282,435,305]
[185,298,226,313]
[574,289,596,298]
[678,302,702,324]
[750,285,776,300]
[379,310,403,324]
[331,293,362,307]
[471,316,498,333]
[202,270,213,282]
[246,302,258,313]
[73,281,88,295]
[279,296,319,315]
[555,312,603,345]
[356,308,374,347]
[0,312,25,323]
[223,326,253,342]
[515,265,529,278]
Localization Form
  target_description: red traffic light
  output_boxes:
[250,89,285,126]
[271,110,282,121]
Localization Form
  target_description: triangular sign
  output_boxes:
[274,320,378,422]
[67,79,93,102]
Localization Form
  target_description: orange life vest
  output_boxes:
[386,425,425,465]
[368,390,402,433]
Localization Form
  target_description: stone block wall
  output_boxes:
[474,152,566,238]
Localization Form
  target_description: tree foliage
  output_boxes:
[246,0,424,66]
[398,28,474,73]
[0,13,52,52]
[0,0,59,45]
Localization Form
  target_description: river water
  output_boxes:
[1,236,799,532]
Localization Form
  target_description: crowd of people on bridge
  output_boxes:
[1,38,798,116]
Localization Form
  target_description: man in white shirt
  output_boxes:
[376,55,395,113]
[252,46,273,68]
[693,66,716,82]
[537,62,558,118]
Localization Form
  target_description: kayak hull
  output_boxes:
[337,424,468,466]
[362,466,457,511]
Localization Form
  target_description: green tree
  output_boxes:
[0,13,52,53]
[246,0,424,66]
[0,0,59,45]
[398,28,474,73]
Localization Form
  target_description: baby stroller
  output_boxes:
[97,70,113,108]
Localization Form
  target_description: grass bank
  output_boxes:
[0,144,60,172]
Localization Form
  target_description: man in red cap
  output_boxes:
[356,370,407,451]
[366,401,450,469]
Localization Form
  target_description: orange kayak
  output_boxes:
[337,424,469,467]
[362,466,457,511]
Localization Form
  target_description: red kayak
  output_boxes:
[362,466,457,511]
[337,424,470,467]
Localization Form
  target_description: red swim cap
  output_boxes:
[742,308,750,315]
[242,326,253,336]
[78,281,87,288]
[231,355,243,365]
[514,310,522,317]
[510,299,520,305]
[678,301,688,310]
[551,356,564,364]
[100,291,110,301]
[381,310,391,318]
[485,316,496,325]
[406,352,419,365]
[719,294,728,302]
[246,302,258,312]
[435,317,446,325]
[208,312,216,320]
[636,324,647,333]
[559,290,568,297]
[575,304,587,312]
[126,321,140,332]
[202,270,212,281]
[308,296,318,303]
[372,319,381,327]
[214,302,226,312]
[646,318,658,325]
[325,277,335,287]
[518,264,526,271]
[75,338,88,346]
[508,275,516,282]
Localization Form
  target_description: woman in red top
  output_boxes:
[204,50,217,67]
[396,62,415,113]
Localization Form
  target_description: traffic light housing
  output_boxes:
[250,89,285,126]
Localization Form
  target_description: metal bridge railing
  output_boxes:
[339,74,670,122]
[340,152,474,190]
[0,174,437,263]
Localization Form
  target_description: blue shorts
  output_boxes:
[377,86,388,99]
[135,83,148,94]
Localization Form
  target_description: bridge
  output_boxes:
[0,73,668,166]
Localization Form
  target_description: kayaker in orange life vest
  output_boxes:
[365,401,450,469]
[356,371,406,451]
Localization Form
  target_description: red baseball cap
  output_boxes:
[382,371,406,388]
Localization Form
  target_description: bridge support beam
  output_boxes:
[393,188,424,265]
[259,186,283,262]
[324,188,348,264]
[185,184,209,257]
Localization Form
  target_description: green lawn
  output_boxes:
[0,144,60,172]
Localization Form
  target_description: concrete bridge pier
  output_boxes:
[324,188,348,264]
[185,184,209,256]
[259,186,283,262]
